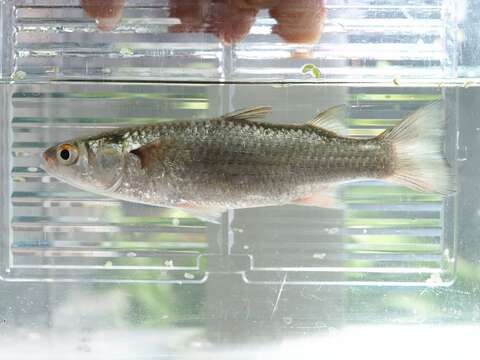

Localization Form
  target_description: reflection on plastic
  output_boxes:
[81,0,126,31]
[80,0,326,44]
[169,0,326,44]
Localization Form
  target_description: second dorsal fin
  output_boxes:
[307,105,348,136]
[222,106,272,122]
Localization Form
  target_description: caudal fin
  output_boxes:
[381,101,455,195]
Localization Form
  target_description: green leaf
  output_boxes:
[301,64,321,79]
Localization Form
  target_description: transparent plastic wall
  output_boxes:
[0,1,479,360]
[0,0,467,83]
[0,82,458,285]
[0,0,465,285]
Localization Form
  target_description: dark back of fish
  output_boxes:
[120,117,394,208]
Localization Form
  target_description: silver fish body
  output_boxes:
[42,103,453,221]
[116,119,391,206]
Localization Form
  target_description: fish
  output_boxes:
[41,102,454,223]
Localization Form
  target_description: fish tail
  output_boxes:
[381,101,455,195]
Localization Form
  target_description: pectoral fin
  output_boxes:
[130,142,172,169]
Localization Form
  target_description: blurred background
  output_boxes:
[1,1,479,359]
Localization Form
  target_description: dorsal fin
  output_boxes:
[222,106,272,122]
[307,105,348,135]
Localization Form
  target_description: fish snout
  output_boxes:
[41,147,57,169]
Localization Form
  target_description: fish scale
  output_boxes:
[42,103,452,222]
[117,118,393,206]
[101,117,392,208]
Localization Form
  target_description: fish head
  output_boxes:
[42,137,125,192]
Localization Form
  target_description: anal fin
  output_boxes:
[176,203,225,224]
[292,188,343,210]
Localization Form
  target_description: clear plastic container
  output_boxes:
[1,0,463,83]
[0,1,479,359]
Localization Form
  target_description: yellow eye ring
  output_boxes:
[56,144,79,165]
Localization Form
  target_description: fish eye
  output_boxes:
[60,149,70,160]
[56,144,79,165]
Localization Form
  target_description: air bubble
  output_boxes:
[184,272,195,280]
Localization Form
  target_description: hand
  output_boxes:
[81,0,125,31]
[269,0,326,44]
[169,0,259,45]
[81,0,326,45]
[170,0,325,44]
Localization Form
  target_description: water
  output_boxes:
[1,0,479,359]
[4,82,457,285]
